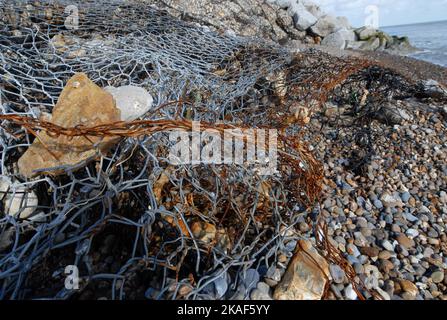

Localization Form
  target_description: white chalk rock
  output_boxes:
[1,176,38,219]
[321,28,356,49]
[303,2,324,19]
[269,0,293,9]
[310,15,344,37]
[289,2,318,31]
[0,176,11,194]
[104,85,153,121]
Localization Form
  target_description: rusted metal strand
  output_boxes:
[315,217,385,300]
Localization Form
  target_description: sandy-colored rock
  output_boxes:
[273,239,329,300]
[191,221,217,244]
[18,73,121,177]
[396,234,415,249]
[399,279,418,297]
[360,246,379,258]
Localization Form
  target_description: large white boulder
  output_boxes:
[267,0,293,9]
[336,16,351,30]
[310,15,344,37]
[346,40,364,50]
[288,2,318,31]
[355,26,378,40]
[321,28,356,49]
[360,37,381,51]
[303,2,324,19]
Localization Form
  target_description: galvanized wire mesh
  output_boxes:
[0,0,418,300]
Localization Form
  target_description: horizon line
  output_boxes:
[381,18,447,28]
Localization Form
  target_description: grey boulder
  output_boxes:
[421,79,447,99]
[321,28,356,49]
[303,2,324,19]
[288,2,318,31]
[310,15,344,37]
[355,26,378,40]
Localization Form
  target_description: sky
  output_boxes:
[312,0,447,27]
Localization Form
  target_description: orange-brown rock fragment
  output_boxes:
[18,73,121,177]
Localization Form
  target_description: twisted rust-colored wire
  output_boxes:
[0,114,237,139]
[0,113,323,201]
[315,217,385,300]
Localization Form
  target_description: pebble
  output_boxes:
[330,284,343,299]
[256,281,270,294]
[104,85,153,121]
[423,247,434,258]
[1,177,38,219]
[404,213,419,223]
[356,217,368,228]
[353,263,364,274]
[373,199,383,210]
[396,245,409,257]
[399,279,418,297]
[431,271,444,284]
[364,265,380,279]
[329,264,345,284]
[250,282,272,300]
[401,192,411,203]
[401,292,416,300]
[264,278,278,287]
[347,243,361,257]
[360,246,379,258]
[378,251,393,260]
[406,228,419,238]
[414,266,427,277]
[427,229,439,238]
[384,214,393,224]
[379,259,394,273]
[396,234,415,248]
[354,232,368,247]
[358,255,369,264]
[391,224,401,233]
[344,284,358,300]
[213,274,229,298]
[240,269,260,291]
[347,255,360,264]
[376,287,391,300]
[266,266,282,282]
[365,275,379,290]
[382,240,394,252]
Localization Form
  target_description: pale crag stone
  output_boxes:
[321,28,356,49]
[1,175,38,219]
[310,14,344,37]
[355,26,378,40]
[273,239,330,300]
[105,85,153,121]
[288,2,317,31]
[18,73,121,177]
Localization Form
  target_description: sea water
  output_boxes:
[382,20,447,67]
